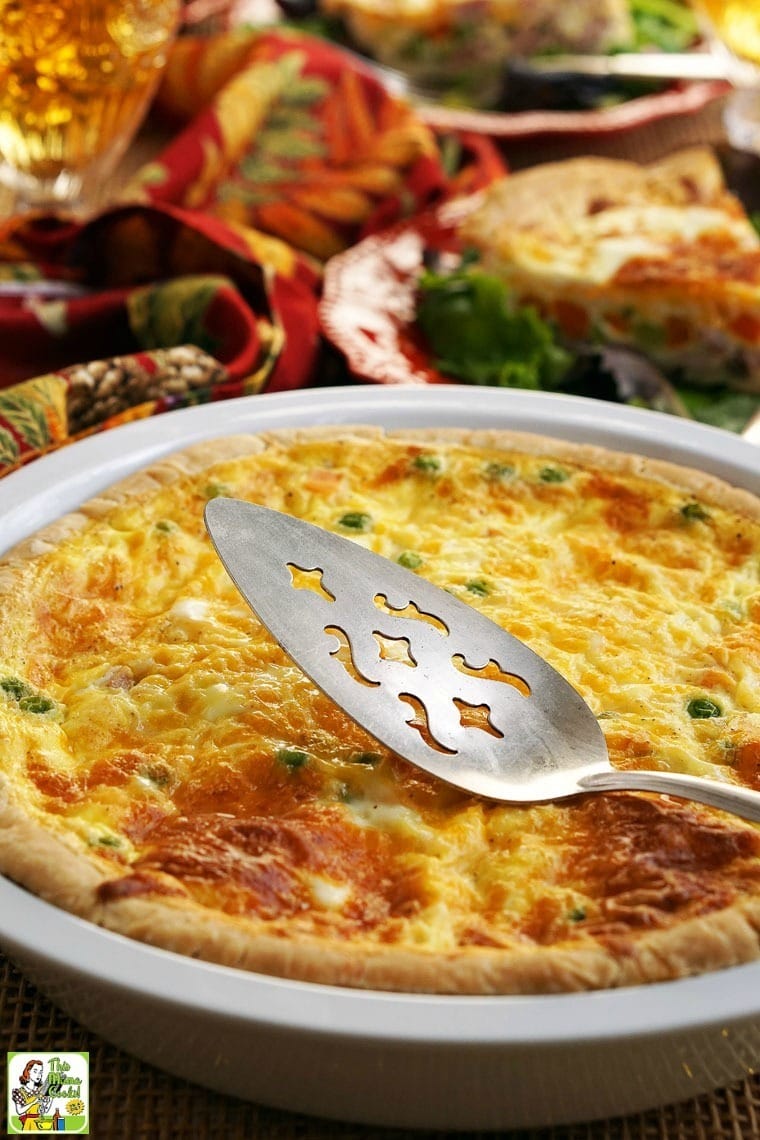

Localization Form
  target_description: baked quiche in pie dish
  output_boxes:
[1,424,760,995]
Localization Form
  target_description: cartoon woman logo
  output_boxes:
[10,1060,59,1132]
[8,1053,88,1133]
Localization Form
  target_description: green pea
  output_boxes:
[96,834,122,848]
[19,695,55,714]
[412,454,442,474]
[539,466,569,484]
[681,502,709,522]
[397,551,422,570]
[483,462,514,482]
[277,748,309,769]
[204,482,231,500]
[687,697,722,719]
[0,676,33,700]
[350,751,381,765]
[338,512,372,532]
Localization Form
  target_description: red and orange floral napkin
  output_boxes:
[0,25,505,478]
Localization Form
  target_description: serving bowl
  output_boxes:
[1,384,760,1130]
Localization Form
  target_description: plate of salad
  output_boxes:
[318,150,760,434]
[275,0,729,137]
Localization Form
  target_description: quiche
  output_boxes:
[321,0,632,105]
[2,425,760,995]
[323,0,632,56]
[460,148,760,391]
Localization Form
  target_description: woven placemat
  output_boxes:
[2,950,760,1139]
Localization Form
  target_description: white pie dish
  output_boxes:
[1,383,759,1131]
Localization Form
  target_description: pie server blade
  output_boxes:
[205,497,760,821]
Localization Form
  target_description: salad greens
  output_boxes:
[415,258,760,434]
[416,259,571,391]
[628,0,699,53]
[677,386,760,435]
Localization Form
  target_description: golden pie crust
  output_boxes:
[2,425,760,994]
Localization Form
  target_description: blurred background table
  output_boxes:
[2,17,760,1138]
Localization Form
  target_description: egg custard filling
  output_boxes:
[1,426,760,994]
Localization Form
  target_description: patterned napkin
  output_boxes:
[0,26,505,479]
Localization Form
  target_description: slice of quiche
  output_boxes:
[459,148,760,390]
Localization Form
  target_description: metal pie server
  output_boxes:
[517,48,757,87]
[205,498,760,823]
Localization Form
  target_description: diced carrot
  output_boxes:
[730,312,760,343]
[665,315,692,348]
[604,310,631,335]
[302,468,345,494]
[552,300,590,340]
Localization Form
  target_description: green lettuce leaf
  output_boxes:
[416,264,572,390]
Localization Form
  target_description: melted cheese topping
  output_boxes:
[2,433,760,971]
[504,204,760,288]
